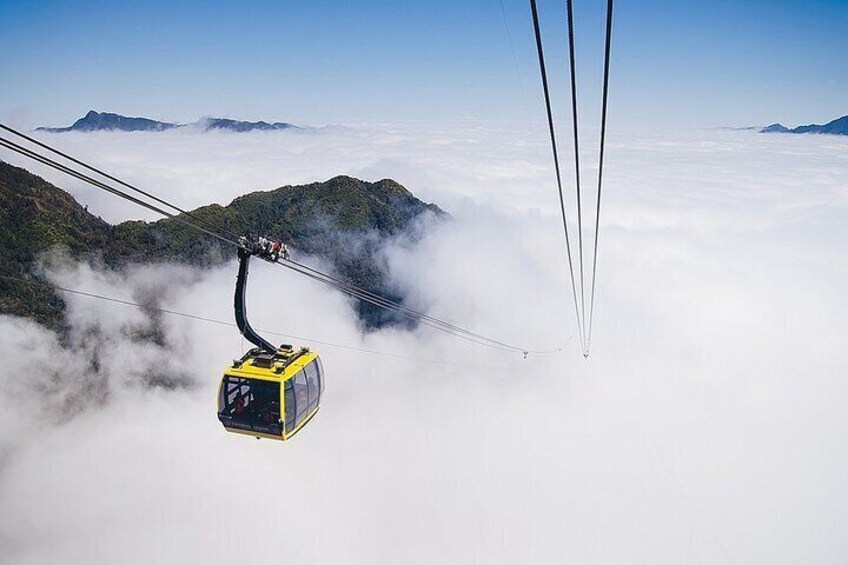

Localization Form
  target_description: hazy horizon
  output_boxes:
[1,122,847,563]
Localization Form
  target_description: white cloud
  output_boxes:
[0,123,847,564]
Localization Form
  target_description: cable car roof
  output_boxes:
[226,346,319,382]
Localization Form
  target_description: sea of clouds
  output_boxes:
[0,122,846,564]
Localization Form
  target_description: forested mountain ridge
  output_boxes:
[0,161,444,330]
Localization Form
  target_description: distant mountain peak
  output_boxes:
[35,110,179,133]
[36,111,298,133]
[198,117,296,132]
[760,115,848,136]
[761,123,790,133]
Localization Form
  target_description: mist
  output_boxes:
[0,123,846,564]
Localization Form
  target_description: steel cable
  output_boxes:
[564,0,587,353]
[0,137,236,247]
[528,0,586,351]
[586,0,614,353]
[0,275,517,370]
[0,124,245,243]
[0,129,553,356]
[281,257,555,353]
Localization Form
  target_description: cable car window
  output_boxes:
[293,370,309,425]
[284,380,295,432]
[218,376,281,435]
[317,358,324,396]
[305,360,320,410]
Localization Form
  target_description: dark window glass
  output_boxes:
[218,376,281,435]
[293,370,309,426]
[305,360,320,410]
[284,380,295,432]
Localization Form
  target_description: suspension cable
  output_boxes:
[0,138,506,348]
[0,137,236,248]
[564,0,587,351]
[585,0,614,353]
[271,256,536,354]
[527,0,615,357]
[280,256,551,353]
[0,124,245,243]
[0,275,516,371]
[0,128,552,356]
[528,0,586,351]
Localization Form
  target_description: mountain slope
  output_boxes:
[0,162,444,330]
[114,176,444,326]
[0,162,113,327]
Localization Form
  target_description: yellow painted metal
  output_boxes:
[218,347,321,441]
[226,348,318,382]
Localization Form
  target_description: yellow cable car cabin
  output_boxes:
[217,238,324,441]
[218,346,324,440]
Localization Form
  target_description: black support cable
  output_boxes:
[0,129,550,356]
[0,124,245,243]
[528,0,586,350]
[0,137,236,248]
[564,0,587,353]
[272,257,547,354]
[273,258,528,353]
[0,275,514,371]
[0,136,491,346]
[281,256,550,353]
[585,0,614,352]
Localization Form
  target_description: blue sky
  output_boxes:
[0,0,845,128]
